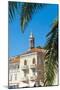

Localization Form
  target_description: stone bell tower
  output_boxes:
[29,32,35,49]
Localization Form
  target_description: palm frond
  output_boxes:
[47,20,58,37]
[8,1,18,22]
[44,20,58,86]
[20,3,44,32]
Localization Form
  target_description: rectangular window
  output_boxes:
[16,64,19,69]
[33,69,35,75]
[24,71,27,77]
[9,74,12,81]
[15,74,17,80]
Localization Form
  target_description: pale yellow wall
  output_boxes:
[9,51,45,87]
[20,52,37,80]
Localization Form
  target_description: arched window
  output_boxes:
[33,58,35,64]
[24,60,27,65]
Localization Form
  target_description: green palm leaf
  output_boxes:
[8,1,18,22]
[44,20,58,86]
[20,3,44,32]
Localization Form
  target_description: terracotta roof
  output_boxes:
[11,56,20,63]
[21,48,45,55]
[9,48,45,63]
[31,48,45,52]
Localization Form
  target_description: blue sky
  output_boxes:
[9,3,58,57]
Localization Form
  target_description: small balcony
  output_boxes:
[30,64,36,69]
[21,77,29,82]
[21,65,28,70]
[30,76,36,81]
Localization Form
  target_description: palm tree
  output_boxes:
[8,2,44,31]
[9,2,58,86]
[44,20,58,86]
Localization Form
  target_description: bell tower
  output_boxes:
[29,32,35,49]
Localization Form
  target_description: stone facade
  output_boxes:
[8,33,46,88]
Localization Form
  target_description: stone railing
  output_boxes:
[30,64,36,69]
[21,65,28,70]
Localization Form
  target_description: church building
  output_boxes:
[8,33,46,88]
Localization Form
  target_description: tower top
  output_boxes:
[29,32,35,49]
[29,32,34,39]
